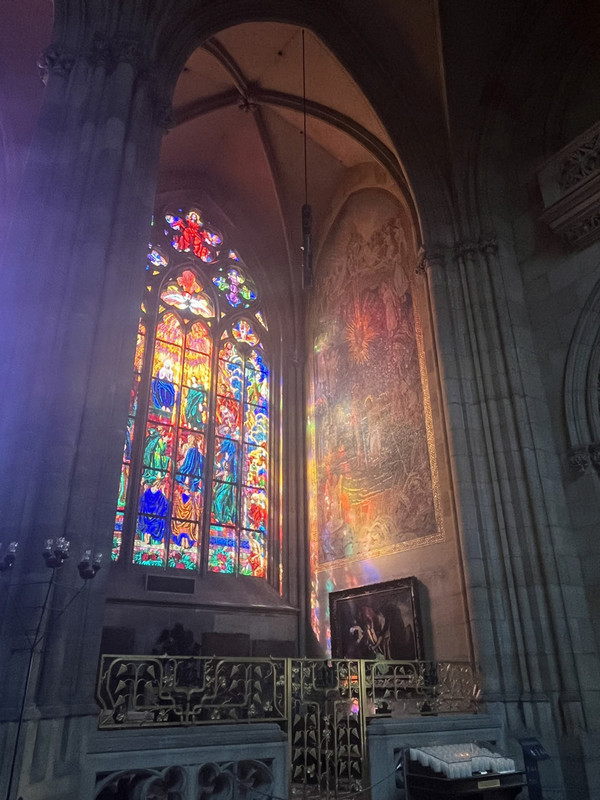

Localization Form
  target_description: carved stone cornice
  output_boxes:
[37,45,76,84]
[559,126,600,191]
[539,120,600,250]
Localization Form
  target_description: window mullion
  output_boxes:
[201,321,220,574]
[237,349,248,575]
[167,318,186,569]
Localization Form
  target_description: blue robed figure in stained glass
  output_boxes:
[138,482,169,542]
[152,358,176,412]
[176,439,204,493]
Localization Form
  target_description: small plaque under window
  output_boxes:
[146,575,195,594]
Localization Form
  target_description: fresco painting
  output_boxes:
[309,191,440,570]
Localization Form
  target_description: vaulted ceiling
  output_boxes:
[158,22,403,281]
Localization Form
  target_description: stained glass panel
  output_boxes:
[166,209,222,262]
[212,266,257,308]
[187,321,212,354]
[239,530,266,577]
[112,512,124,561]
[169,521,199,570]
[135,477,170,567]
[148,247,168,271]
[244,444,268,489]
[117,463,130,508]
[211,481,237,525]
[161,270,215,318]
[156,313,183,345]
[213,437,239,482]
[254,310,268,330]
[173,482,203,522]
[182,351,211,390]
[129,374,140,416]
[180,384,207,431]
[134,325,146,371]
[248,348,267,370]
[215,396,241,439]
[242,486,267,532]
[208,526,236,573]
[245,367,269,408]
[244,405,268,447]
[218,345,243,400]
[142,425,173,479]
[134,517,166,567]
[150,345,181,423]
[232,319,259,346]
[175,432,205,493]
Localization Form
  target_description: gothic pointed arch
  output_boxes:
[113,204,272,578]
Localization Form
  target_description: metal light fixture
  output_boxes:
[77,549,103,580]
[42,536,70,569]
[0,541,18,572]
[2,538,102,800]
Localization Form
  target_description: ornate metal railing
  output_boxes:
[97,656,481,797]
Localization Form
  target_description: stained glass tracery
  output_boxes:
[115,207,270,578]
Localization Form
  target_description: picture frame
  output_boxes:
[329,577,423,660]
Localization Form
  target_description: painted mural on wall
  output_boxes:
[308,190,441,572]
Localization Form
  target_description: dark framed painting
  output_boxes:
[329,577,423,660]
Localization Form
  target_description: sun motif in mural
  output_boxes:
[345,308,376,364]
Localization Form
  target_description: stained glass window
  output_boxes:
[113,207,269,578]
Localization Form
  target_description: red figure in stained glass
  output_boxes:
[166,210,221,262]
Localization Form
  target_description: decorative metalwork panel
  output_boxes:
[97,657,480,798]
[97,655,287,727]
[289,659,365,799]
[363,660,480,717]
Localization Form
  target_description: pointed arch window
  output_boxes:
[112,207,269,578]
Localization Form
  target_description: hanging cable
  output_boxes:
[301,28,313,289]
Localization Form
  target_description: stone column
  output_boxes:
[0,13,169,799]
[420,233,600,798]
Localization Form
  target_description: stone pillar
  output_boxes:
[420,233,600,798]
[0,11,168,799]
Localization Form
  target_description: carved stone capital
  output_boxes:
[479,236,498,256]
[88,32,149,74]
[568,446,591,474]
[453,240,480,262]
[154,100,176,132]
[89,32,113,69]
[37,45,76,84]
[112,33,144,67]
[589,442,600,472]
[415,246,446,275]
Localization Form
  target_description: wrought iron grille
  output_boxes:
[97,657,480,798]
